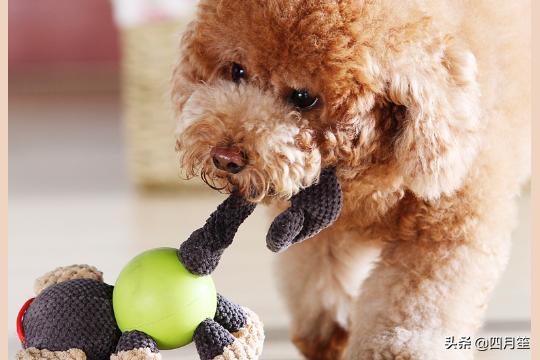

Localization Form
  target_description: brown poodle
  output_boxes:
[172,1,530,359]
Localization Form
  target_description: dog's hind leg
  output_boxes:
[276,229,381,360]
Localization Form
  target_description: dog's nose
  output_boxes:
[210,146,246,174]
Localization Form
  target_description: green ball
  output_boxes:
[112,247,217,349]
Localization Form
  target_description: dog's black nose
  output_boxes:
[210,146,246,174]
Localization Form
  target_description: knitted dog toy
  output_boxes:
[16,206,262,360]
[180,167,343,274]
[16,168,342,360]
[265,167,343,253]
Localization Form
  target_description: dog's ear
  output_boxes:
[388,38,482,200]
[171,20,217,115]
[171,21,199,114]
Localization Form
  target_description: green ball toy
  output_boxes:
[112,247,217,349]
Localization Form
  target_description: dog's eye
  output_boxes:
[231,63,246,83]
[289,89,319,110]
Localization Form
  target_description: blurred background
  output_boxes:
[8,1,531,359]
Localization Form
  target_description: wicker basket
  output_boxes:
[121,20,201,189]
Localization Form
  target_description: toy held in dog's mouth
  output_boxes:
[266,167,343,252]
[180,167,343,277]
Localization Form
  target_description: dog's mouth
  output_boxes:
[177,137,319,202]
[181,153,278,202]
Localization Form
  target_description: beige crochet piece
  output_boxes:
[16,348,86,360]
[213,307,265,360]
[34,264,103,295]
[110,348,162,360]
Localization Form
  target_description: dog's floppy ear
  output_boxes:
[171,20,199,114]
[171,20,217,115]
[388,38,482,200]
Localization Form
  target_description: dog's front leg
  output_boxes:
[343,232,511,360]
[277,229,381,360]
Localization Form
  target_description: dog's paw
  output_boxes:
[292,323,349,360]
[344,328,473,360]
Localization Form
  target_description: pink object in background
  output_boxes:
[9,0,120,69]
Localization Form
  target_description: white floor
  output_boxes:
[8,92,531,359]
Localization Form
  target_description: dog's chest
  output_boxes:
[334,185,405,236]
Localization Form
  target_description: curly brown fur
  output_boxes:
[293,323,349,360]
[173,1,530,359]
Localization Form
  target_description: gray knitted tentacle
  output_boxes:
[290,167,342,243]
[179,193,256,275]
[214,294,247,333]
[265,208,304,252]
[193,319,235,360]
[266,167,343,253]
[115,331,158,354]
